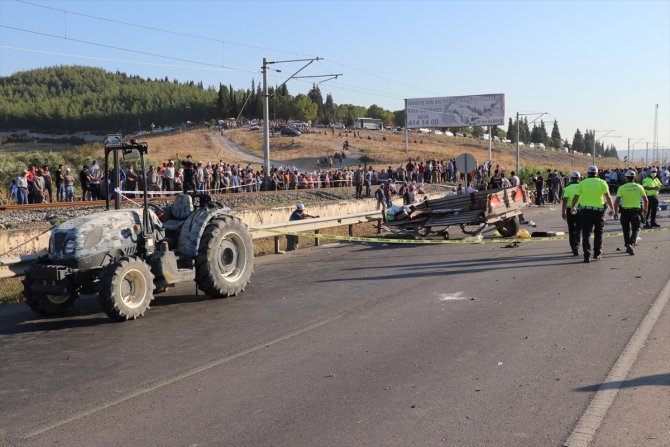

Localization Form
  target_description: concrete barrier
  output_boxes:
[0,194,444,258]
[0,226,53,258]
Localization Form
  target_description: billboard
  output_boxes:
[406,94,505,128]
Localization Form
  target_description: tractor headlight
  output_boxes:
[64,239,76,255]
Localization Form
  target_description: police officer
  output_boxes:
[613,170,648,255]
[561,171,582,256]
[642,167,662,228]
[570,166,614,263]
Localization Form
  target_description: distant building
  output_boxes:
[353,117,382,130]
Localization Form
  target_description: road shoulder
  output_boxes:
[593,288,670,446]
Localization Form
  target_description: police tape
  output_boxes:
[251,227,670,245]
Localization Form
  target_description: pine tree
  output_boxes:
[530,124,541,144]
[539,120,549,146]
[550,120,562,149]
[307,84,324,123]
[584,129,595,156]
[507,118,516,143]
[572,129,585,153]
[521,117,531,143]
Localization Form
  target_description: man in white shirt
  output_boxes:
[510,171,520,187]
[163,160,175,191]
[88,160,102,200]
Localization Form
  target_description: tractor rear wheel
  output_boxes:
[22,270,78,316]
[196,217,254,298]
[98,256,155,321]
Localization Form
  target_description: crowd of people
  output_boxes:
[5,153,669,208]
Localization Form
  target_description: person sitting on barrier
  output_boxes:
[286,203,319,251]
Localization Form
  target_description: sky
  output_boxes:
[0,0,669,162]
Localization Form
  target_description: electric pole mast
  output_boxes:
[653,103,658,164]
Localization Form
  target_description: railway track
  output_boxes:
[0,187,354,211]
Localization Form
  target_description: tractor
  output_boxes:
[22,135,254,321]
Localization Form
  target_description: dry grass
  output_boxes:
[140,128,221,164]
[0,277,23,305]
[220,128,625,174]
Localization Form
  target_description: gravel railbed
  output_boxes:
[0,184,454,230]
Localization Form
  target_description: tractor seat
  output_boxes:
[162,195,194,232]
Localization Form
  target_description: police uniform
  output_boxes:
[616,177,647,252]
[642,172,662,227]
[573,171,610,262]
[562,179,581,255]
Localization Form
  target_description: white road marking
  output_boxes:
[439,292,468,301]
[23,312,347,439]
[564,276,670,447]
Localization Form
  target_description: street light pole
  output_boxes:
[515,112,520,174]
[262,58,270,189]
[591,130,616,166]
[628,137,644,165]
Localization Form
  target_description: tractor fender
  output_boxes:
[177,206,236,259]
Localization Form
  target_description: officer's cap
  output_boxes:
[587,165,598,173]
[571,171,581,178]
[650,167,658,172]
[625,170,636,177]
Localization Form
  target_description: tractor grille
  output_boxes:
[52,232,66,255]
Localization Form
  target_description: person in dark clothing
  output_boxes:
[181,155,196,193]
[286,203,318,251]
[533,173,544,206]
[42,166,53,202]
[79,165,90,201]
[55,164,65,202]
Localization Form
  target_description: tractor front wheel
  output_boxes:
[22,270,78,316]
[98,256,155,321]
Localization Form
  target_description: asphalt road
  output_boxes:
[1,204,669,447]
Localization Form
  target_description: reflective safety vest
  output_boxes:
[616,182,646,208]
[575,177,609,208]
[642,176,662,196]
[563,182,580,207]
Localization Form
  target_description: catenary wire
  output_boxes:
[11,0,437,99]
[0,45,258,73]
[0,25,259,75]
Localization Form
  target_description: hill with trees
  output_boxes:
[0,65,617,157]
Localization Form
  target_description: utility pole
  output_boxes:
[515,112,520,174]
[653,103,658,163]
[592,130,617,166]
[646,142,649,165]
[261,56,340,190]
[488,125,492,164]
[262,58,270,189]
[404,99,409,154]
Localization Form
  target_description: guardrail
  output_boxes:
[0,210,383,279]
[0,254,47,280]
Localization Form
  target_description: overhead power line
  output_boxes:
[0,25,259,75]
[12,0,438,98]
[0,45,253,73]
[15,0,315,57]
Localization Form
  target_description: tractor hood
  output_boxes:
[49,209,159,261]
